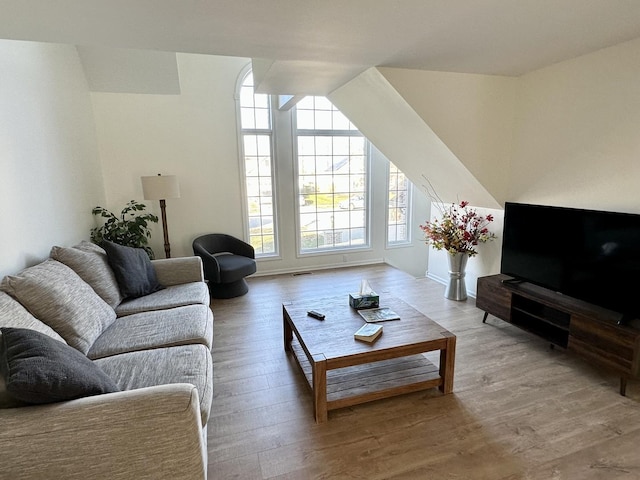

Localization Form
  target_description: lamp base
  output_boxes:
[160,199,171,259]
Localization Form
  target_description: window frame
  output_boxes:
[386,161,413,248]
[235,65,280,258]
[293,97,372,256]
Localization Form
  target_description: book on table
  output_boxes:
[354,323,383,343]
[358,307,400,323]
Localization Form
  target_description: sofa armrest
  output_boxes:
[0,384,206,480]
[152,256,205,286]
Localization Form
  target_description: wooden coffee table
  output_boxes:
[283,296,456,423]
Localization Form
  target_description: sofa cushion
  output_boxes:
[115,282,209,317]
[95,344,213,426]
[50,241,123,308]
[88,305,214,359]
[0,292,66,343]
[0,260,116,354]
[102,241,164,300]
[0,328,119,405]
[0,292,67,408]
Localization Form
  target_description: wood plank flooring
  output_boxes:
[207,264,640,479]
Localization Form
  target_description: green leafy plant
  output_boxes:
[90,200,159,259]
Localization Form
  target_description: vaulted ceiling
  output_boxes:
[2,1,640,94]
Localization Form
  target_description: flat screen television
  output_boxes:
[501,202,640,322]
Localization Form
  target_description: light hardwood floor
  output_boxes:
[207,264,640,479]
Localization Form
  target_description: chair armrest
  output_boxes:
[193,243,222,283]
[227,237,255,259]
[0,384,206,480]
[151,256,205,286]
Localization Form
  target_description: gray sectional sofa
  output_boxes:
[0,241,213,480]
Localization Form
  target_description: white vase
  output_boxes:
[445,252,468,301]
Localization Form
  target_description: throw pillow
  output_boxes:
[50,241,124,308]
[101,241,164,299]
[0,327,119,405]
[0,292,68,408]
[0,371,21,408]
[0,260,116,354]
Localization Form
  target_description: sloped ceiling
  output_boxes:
[330,68,503,209]
[1,1,640,94]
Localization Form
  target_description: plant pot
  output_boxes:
[445,252,468,301]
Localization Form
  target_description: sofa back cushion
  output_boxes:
[0,291,67,408]
[0,291,66,343]
[50,241,123,308]
[0,260,116,354]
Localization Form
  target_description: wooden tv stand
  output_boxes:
[476,274,640,395]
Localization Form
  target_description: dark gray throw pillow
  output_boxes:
[0,327,119,405]
[101,240,164,299]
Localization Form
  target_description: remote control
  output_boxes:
[307,310,325,320]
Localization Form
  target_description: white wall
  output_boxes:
[511,37,640,214]
[377,39,640,294]
[0,40,105,278]
[92,54,249,260]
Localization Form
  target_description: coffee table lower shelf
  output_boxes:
[290,340,443,418]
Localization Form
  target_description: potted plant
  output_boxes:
[420,201,497,300]
[90,200,159,259]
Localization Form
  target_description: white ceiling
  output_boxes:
[2,0,640,93]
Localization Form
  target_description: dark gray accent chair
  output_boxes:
[192,234,257,299]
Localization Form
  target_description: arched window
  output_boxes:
[237,70,277,256]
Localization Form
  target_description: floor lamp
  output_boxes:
[141,174,181,258]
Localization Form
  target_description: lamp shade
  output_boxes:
[141,175,180,200]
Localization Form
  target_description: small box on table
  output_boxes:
[349,293,379,310]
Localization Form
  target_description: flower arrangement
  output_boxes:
[419,201,497,257]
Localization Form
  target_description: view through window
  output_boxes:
[239,72,276,255]
[387,162,411,244]
[295,97,369,252]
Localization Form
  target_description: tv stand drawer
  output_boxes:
[475,274,511,321]
[569,315,640,376]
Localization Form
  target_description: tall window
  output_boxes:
[239,71,276,256]
[387,162,411,245]
[295,97,368,253]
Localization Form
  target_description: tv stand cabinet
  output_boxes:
[476,274,640,395]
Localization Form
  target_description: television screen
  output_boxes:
[501,202,640,320]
